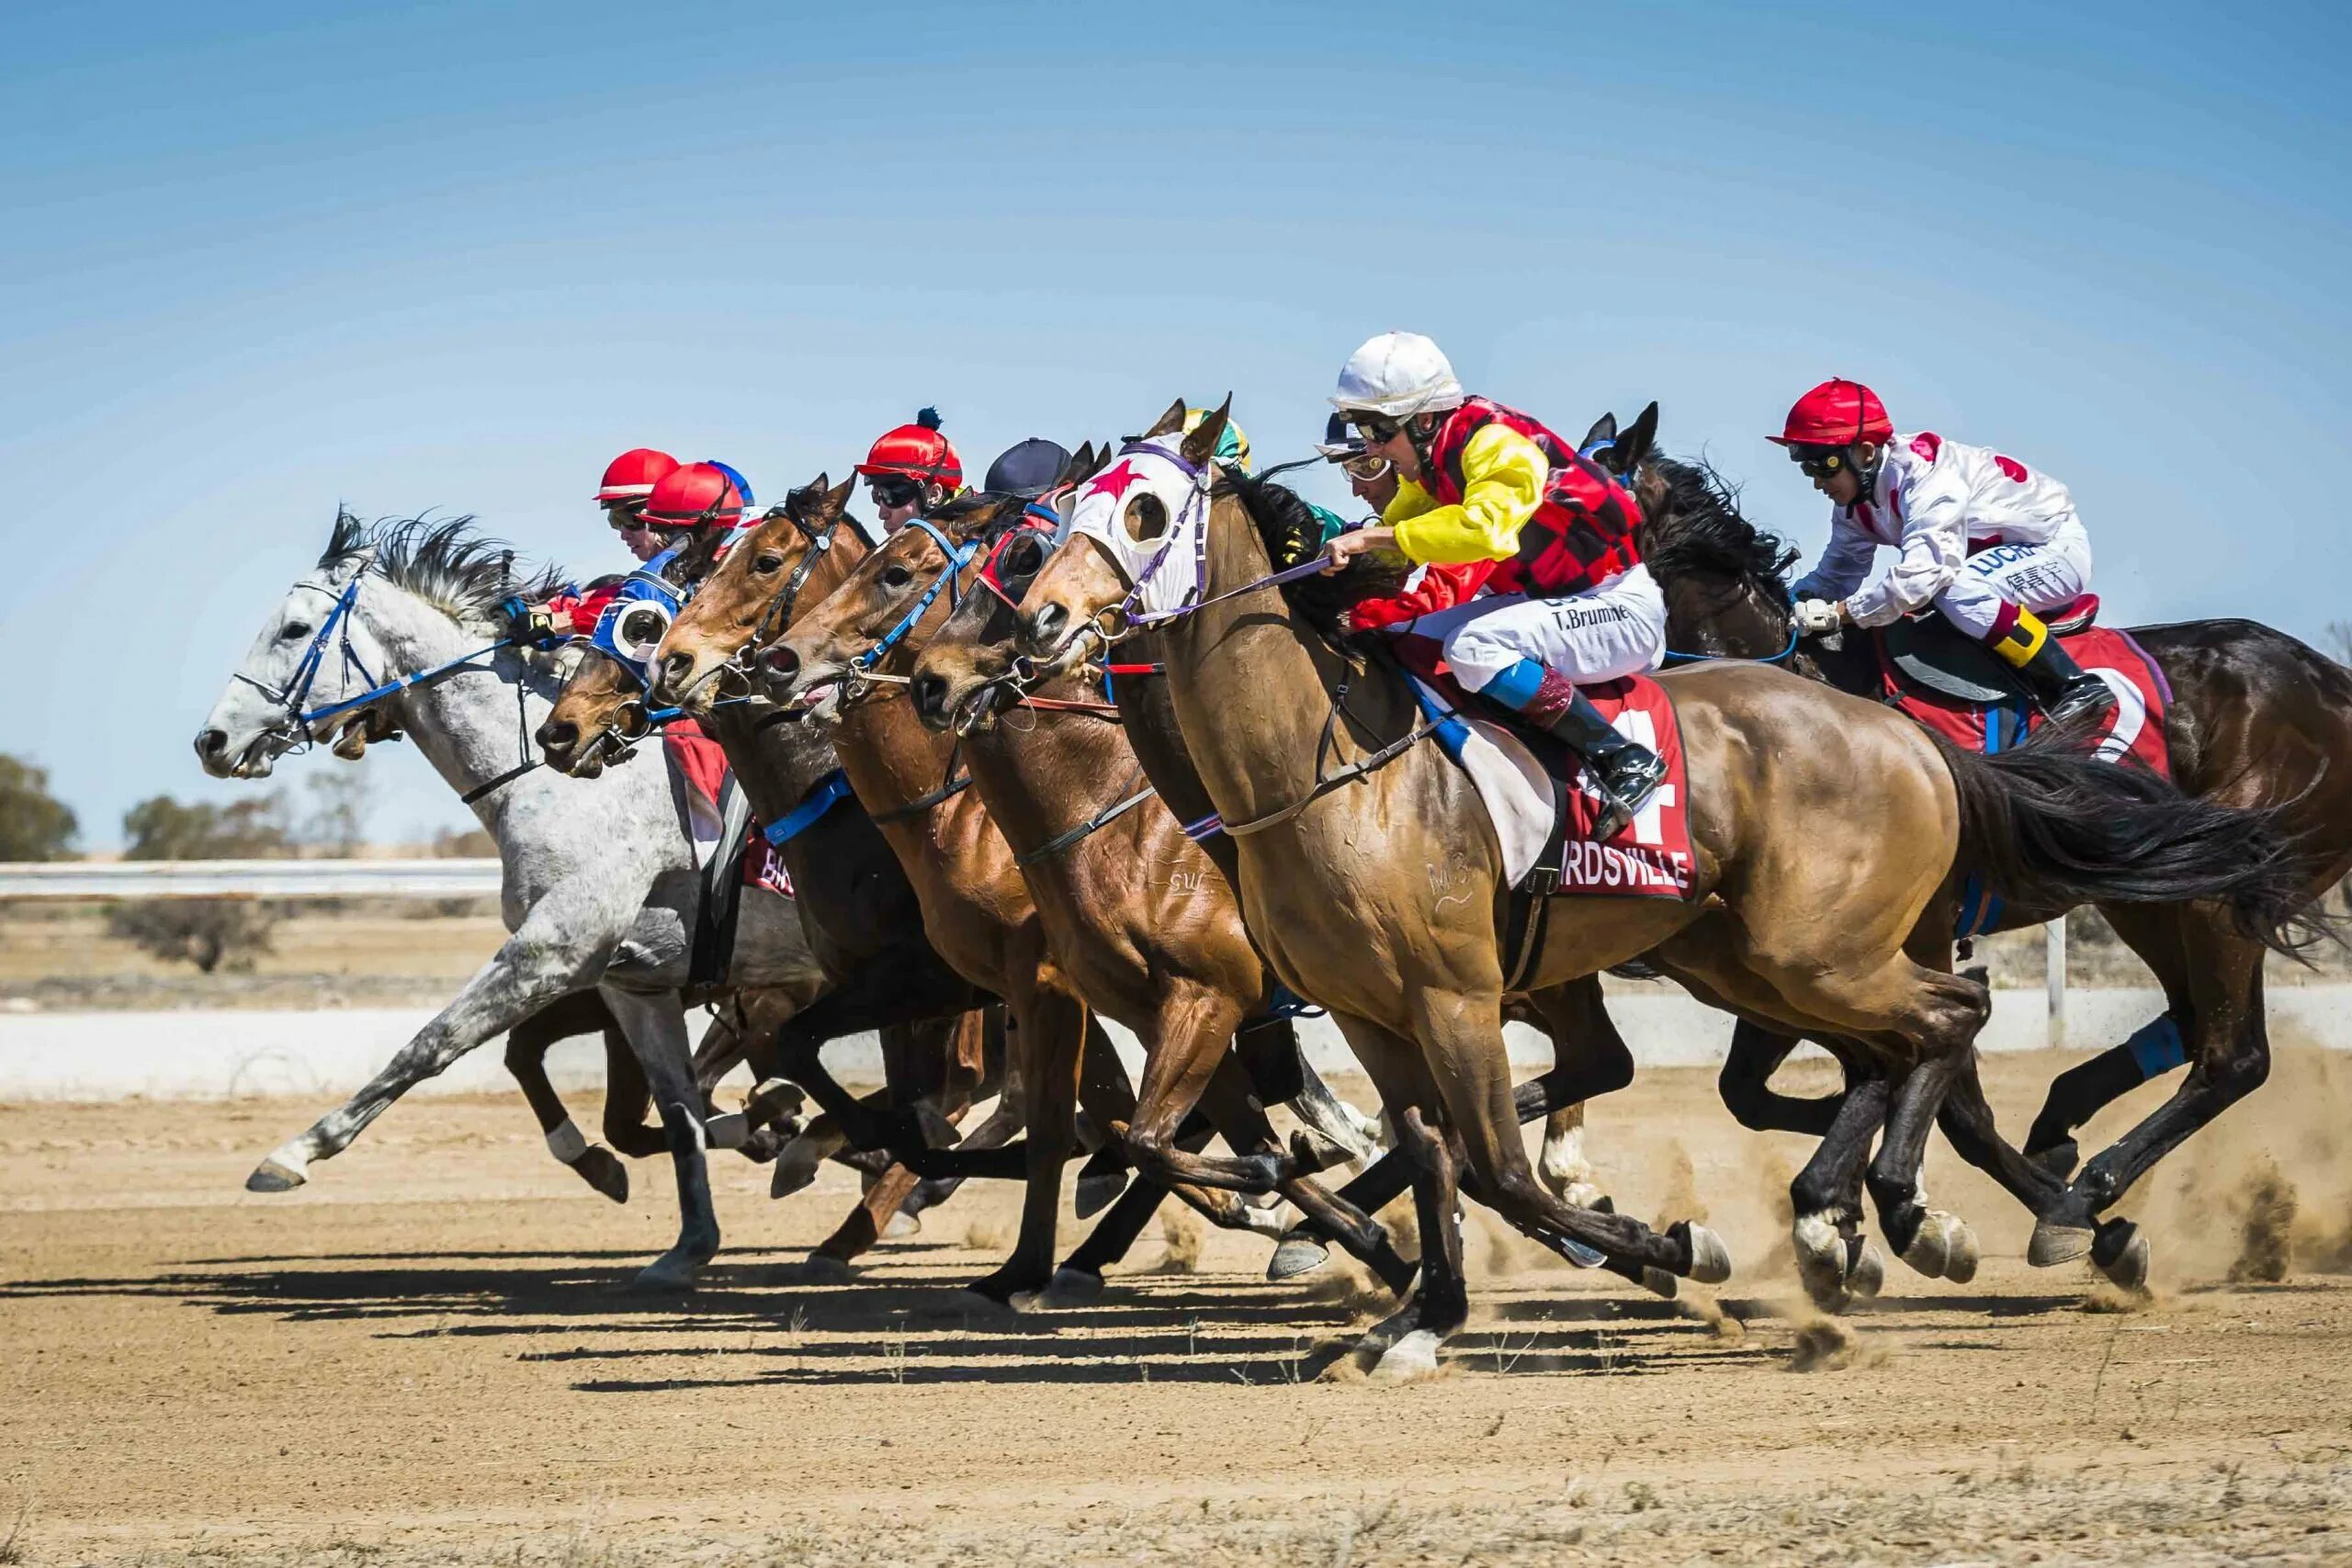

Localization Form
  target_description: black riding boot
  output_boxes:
[1516,671,1668,841]
[2011,637,2115,726]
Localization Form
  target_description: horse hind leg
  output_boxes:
[501,992,633,1204]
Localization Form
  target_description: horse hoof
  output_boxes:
[1941,1218,1981,1285]
[2030,1140,2081,1180]
[572,1146,629,1205]
[883,1210,922,1240]
[1898,1212,1953,1280]
[797,1253,854,1284]
[1355,1305,1419,1355]
[704,1111,749,1152]
[1073,1169,1127,1221]
[949,1284,1019,1315]
[1680,1223,1733,1285]
[1793,1213,1849,1311]
[1041,1267,1104,1306]
[2028,1219,2097,1268]
[1845,1238,1886,1301]
[1544,1235,1607,1269]
[770,1145,821,1200]
[245,1156,307,1193]
[1641,1268,1679,1302]
[1371,1328,1443,1382]
[629,1256,701,1292]
[1267,1237,1332,1281]
[2094,1221,2151,1292]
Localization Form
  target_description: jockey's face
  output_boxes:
[870,477,943,535]
[1809,442,1875,507]
[1351,418,1423,485]
[605,502,669,562]
[1348,464,1399,512]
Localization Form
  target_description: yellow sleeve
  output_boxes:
[1381,478,1436,528]
[1388,423,1546,565]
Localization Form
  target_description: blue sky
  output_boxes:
[6,1,2347,846]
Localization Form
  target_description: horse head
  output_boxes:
[759,489,1028,725]
[537,561,688,778]
[651,474,860,713]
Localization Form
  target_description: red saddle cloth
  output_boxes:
[1392,634,1695,900]
[662,721,796,898]
[1881,626,2172,781]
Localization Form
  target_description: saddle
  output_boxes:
[1877,594,2101,705]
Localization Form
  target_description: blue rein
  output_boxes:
[849,516,979,673]
[1659,624,1802,668]
[251,573,515,735]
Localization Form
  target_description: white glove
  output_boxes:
[1793,599,1843,637]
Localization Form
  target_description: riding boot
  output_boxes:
[1988,608,2114,725]
[1485,660,1668,840]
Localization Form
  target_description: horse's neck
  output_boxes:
[835,694,960,819]
[965,677,1134,859]
[707,703,841,821]
[1157,506,1377,831]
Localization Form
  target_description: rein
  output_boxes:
[1218,662,1442,838]
[849,516,978,676]
[1660,623,1802,668]
[1013,764,1157,867]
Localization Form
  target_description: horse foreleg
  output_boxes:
[959,979,1088,1306]
[247,887,629,1191]
[499,991,633,1203]
[598,984,721,1291]
[1717,1019,1848,1136]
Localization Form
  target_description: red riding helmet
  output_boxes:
[594,447,680,504]
[639,461,744,529]
[855,407,964,489]
[1770,378,1894,448]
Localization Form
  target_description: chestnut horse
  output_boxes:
[1594,409,2352,1284]
[1009,400,2315,1373]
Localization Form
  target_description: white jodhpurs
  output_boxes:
[1408,565,1668,694]
[1934,521,2092,639]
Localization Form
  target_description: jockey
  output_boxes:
[1319,332,1668,837]
[1316,412,1400,515]
[856,408,964,534]
[1776,378,2113,724]
[505,457,750,647]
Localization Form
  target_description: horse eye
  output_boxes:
[754,555,784,574]
[879,565,914,590]
[280,622,311,641]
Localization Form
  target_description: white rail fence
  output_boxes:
[0,858,503,900]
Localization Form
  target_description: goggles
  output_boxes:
[1340,453,1393,483]
[866,474,923,510]
[1349,414,1404,445]
[605,502,651,533]
[1789,445,1851,481]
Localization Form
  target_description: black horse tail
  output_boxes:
[1938,729,2329,958]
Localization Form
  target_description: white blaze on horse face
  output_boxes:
[198,551,375,777]
[1061,439,1208,621]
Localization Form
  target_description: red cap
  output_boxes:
[639,462,743,529]
[854,408,963,489]
[1769,379,1893,447]
[594,447,680,504]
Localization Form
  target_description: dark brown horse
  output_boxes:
[1597,404,2352,1287]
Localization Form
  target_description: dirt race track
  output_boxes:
[5,1046,2352,1565]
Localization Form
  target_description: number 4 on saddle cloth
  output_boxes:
[1387,637,1696,904]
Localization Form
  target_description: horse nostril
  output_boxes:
[761,645,798,679]
[1027,603,1066,653]
[194,729,228,760]
[911,672,945,722]
[537,719,577,755]
[657,650,693,695]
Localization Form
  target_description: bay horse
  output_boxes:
[195,514,829,1289]
[1592,407,2352,1282]
[1009,399,2314,1373]
[649,479,1296,1302]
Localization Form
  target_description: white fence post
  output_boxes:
[2046,914,2067,1050]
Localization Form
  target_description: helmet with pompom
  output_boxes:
[856,408,964,489]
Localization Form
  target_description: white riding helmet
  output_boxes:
[1329,331,1465,420]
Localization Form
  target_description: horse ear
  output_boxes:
[821,475,854,515]
[1058,440,1097,489]
[1181,395,1232,469]
[1142,398,1188,439]
[1619,402,1661,469]
[1579,412,1618,455]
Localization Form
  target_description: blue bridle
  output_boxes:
[235,570,516,745]
[847,515,979,674]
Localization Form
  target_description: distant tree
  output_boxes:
[0,754,77,861]
[108,793,297,974]
[300,770,373,856]
[429,824,497,858]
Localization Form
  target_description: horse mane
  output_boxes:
[1640,457,1797,608]
[932,490,1041,547]
[317,510,569,630]
[1215,467,1408,639]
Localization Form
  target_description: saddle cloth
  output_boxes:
[1881,625,2172,781]
[1395,639,1695,900]
[664,722,795,897]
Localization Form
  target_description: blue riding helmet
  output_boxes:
[702,461,755,510]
